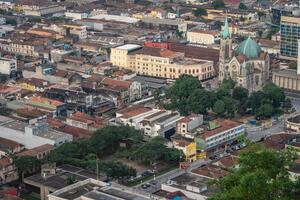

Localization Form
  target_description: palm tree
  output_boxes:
[13,156,41,182]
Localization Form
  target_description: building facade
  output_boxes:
[0,116,72,149]
[187,29,217,45]
[111,45,214,80]
[280,16,300,61]
[0,57,16,75]
[219,18,270,92]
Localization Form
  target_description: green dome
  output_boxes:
[236,37,261,59]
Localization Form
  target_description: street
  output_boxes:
[134,159,212,194]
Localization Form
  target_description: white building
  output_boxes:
[24,5,65,17]
[48,178,155,200]
[116,106,183,138]
[187,29,218,45]
[197,119,245,152]
[161,173,215,200]
[0,116,72,149]
[65,11,88,20]
[63,24,87,39]
[0,57,16,75]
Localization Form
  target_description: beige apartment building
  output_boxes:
[187,29,218,45]
[110,45,214,80]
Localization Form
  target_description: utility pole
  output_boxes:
[96,155,99,180]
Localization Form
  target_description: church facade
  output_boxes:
[218,18,270,92]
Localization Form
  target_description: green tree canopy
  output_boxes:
[101,161,137,181]
[262,83,285,108]
[5,18,16,25]
[213,100,226,116]
[232,87,249,101]
[14,156,41,182]
[188,89,215,114]
[166,74,203,115]
[132,137,181,164]
[256,103,274,118]
[192,8,207,17]
[89,126,143,156]
[212,0,225,9]
[209,145,300,200]
[238,3,247,9]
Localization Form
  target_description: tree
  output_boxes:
[132,136,181,164]
[212,0,225,9]
[262,83,285,108]
[188,89,215,114]
[5,18,16,26]
[14,156,41,182]
[239,16,246,22]
[101,161,137,181]
[247,91,266,114]
[209,145,300,200]
[232,87,248,101]
[176,30,184,39]
[133,137,166,164]
[213,100,226,116]
[257,11,265,20]
[256,103,274,118]
[166,74,203,115]
[28,17,41,23]
[222,96,235,118]
[0,73,8,83]
[238,3,247,9]
[284,98,292,111]
[216,79,235,99]
[192,8,207,17]
[90,126,142,157]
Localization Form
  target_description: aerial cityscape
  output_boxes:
[0,0,300,199]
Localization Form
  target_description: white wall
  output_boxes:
[0,58,16,75]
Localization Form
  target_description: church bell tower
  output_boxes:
[219,17,232,81]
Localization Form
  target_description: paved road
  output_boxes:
[246,111,300,142]
[134,159,211,194]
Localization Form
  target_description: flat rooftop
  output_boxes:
[154,113,178,124]
[142,17,186,26]
[273,69,300,79]
[25,164,106,191]
[1,120,27,132]
[288,115,300,124]
[116,44,141,51]
[168,173,218,197]
[50,178,151,200]
[174,58,211,66]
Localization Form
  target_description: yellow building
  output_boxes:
[111,45,214,80]
[18,78,50,92]
[173,139,197,162]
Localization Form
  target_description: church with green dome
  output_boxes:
[218,18,270,92]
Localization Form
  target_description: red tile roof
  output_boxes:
[263,133,295,151]
[0,137,22,150]
[69,112,104,129]
[118,106,152,119]
[0,157,12,167]
[29,96,64,107]
[192,164,228,179]
[216,155,236,169]
[17,144,53,157]
[201,119,243,139]
[134,46,182,58]
[47,118,93,140]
